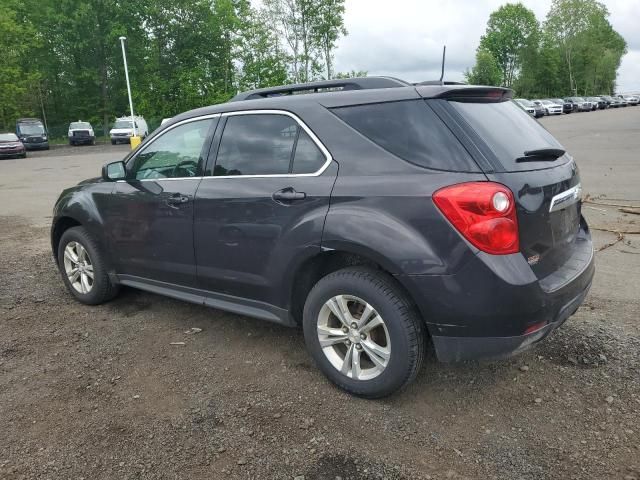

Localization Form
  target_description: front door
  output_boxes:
[194,112,336,307]
[106,116,218,287]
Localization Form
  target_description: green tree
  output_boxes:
[0,0,40,129]
[464,49,502,86]
[545,0,626,95]
[479,3,539,87]
[334,70,368,79]
[312,0,347,79]
[237,7,290,90]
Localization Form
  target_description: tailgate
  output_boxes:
[432,94,589,283]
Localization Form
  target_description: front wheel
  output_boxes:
[57,227,119,305]
[303,267,425,398]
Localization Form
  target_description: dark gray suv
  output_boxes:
[52,77,594,398]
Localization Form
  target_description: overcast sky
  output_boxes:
[332,0,640,93]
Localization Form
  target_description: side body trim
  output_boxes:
[116,275,295,327]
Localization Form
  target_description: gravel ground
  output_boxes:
[1,107,639,479]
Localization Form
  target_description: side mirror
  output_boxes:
[102,161,126,181]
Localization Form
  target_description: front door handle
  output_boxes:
[165,194,190,207]
[273,188,306,202]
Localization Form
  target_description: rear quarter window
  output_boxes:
[331,100,479,172]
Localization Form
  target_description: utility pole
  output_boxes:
[119,36,137,137]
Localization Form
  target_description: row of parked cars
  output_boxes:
[515,94,639,117]
[0,116,154,159]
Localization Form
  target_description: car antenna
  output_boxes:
[439,45,446,85]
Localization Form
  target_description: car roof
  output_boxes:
[169,77,513,124]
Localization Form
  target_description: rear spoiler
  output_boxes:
[435,87,513,103]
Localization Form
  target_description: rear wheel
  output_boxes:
[303,267,425,398]
[57,227,119,305]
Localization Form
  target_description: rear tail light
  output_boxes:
[433,182,519,255]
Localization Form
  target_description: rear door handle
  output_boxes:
[273,188,306,202]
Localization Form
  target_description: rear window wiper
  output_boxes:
[516,148,566,162]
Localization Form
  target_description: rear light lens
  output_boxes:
[433,182,519,255]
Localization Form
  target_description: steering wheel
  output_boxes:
[171,160,198,178]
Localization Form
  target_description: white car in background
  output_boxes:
[539,99,563,115]
[68,121,95,146]
[617,94,639,106]
[109,116,149,145]
[514,98,536,116]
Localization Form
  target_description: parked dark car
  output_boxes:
[599,95,616,108]
[551,98,574,114]
[0,132,26,158]
[590,97,607,110]
[51,78,594,398]
[16,118,49,150]
[565,97,592,112]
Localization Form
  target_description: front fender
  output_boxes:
[51,182,115,258]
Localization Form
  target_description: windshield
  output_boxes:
[70,122,91,129]
[18,123,45,135]
[449,100,565,172]
[571,97,585,102]
[0,133,19,142]
[114,121,134,129]
[541,100,553,105]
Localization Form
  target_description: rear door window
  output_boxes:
[331,100,479,172]
[214,114,327,176]
[449,100,566,172]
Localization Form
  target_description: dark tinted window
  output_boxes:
[450,100,564,172]
[292,130,326,174]
[331,100,477,172]
[215,115,297,176]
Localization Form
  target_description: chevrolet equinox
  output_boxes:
[52,77,595,398]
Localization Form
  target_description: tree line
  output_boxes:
[465,0,627,99]
[0,0,350,135]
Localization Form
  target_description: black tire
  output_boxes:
[303,267,425,398]
[20,153,27,158]
[111,139,116,145]
[57,226,119,305]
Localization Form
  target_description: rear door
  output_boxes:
[193,111,336,307]
[432,96,588,283]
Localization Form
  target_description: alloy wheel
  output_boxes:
[317,295,391,381]
[63,241,94,294]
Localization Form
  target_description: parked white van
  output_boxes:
[109,116,149,145]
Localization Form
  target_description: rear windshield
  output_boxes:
[449,100,565,171]
[70,122,91,129]
[331,100,479,172]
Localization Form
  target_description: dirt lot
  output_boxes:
[1,108,639,480]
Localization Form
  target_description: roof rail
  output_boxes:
[230,76,412,102]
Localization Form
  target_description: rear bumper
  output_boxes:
[431,279,591,362]
[396,228,595,362]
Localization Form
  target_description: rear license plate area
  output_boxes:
[550,204,579,245]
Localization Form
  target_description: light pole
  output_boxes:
[119,36,137,138]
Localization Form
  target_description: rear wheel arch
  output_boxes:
[288,249,424,330]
